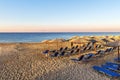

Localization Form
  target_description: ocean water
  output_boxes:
[0,32,120,43]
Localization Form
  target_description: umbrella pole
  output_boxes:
[118,46,119,60]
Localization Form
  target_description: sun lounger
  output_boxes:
[113,47,117,50]
[75,45,79,49]
[93,66,120,77]
[74,49,80,53]
[80,46,87,52]
[43,50,49,54]
[105,48,109,53]
[59,51,65,56]
[71,46,75,50]
[64,47,68,51]
[65,50,75,55]
[82,53,94,61]
[51,52,59,57]
[88,46,93,50]
[102,64,120,71]
[71,55,84,61]
[49,50,56,53]
[114,58,120,62]
[95,50,105,56]
[59,47,63,52]
[70,50,74,54]
[106,62,120,67]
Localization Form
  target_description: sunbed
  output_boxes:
[51,52,59,57]
[82,53,95,61]
[93,66,120,77]
[102,64,119,71]
[114,58,120,62]
[106,62,120,67]
[64,47,68,51]
[71,55,84,61]
[43,50,49,54]
[59,47,63,52]
[59,51,65,56]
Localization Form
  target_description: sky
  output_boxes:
[0,0,120,32]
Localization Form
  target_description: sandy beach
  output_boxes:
[0,36,120,80]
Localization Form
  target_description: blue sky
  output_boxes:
[0,0,120,32]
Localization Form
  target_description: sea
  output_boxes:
[0,32,120,43]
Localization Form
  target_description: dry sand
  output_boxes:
[0,36,120,80]
[0,44,119,80]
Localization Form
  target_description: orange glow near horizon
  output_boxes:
[0,25,120,32]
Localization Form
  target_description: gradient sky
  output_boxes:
[0,0,120,32]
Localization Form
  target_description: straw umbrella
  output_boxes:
[106,41,120,61]
[49,38,65,49]
[89,39,97,51]
[69,38,88,48]
[102,38,110,44]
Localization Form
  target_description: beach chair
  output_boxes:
[95,50,101,55]
[49,50,56,53]
[80,46,87,52]
[71,46,75,50]
[102,64,120,71]
[59,47,63,52]
[87,46,92,51]
[74,49,80,54]
[95,45,98,49]
[114,58,120,62]
[75,45,79,49]
[98,45,102,48]
[70,50,74,54]
[95,50,105,56]
[75,49,80,53]
[93,66,120,77]
[64,47,68,51]
[43,50,49,54]
[82,53,95,61]
[105,48,109,53]
[71,55,84,61]
[86,42,91,47]
[51,52,59,57]
[113,47,117,51]
[108,48,113,53]
[59,51,65,56]
[65,50,75,55]
[106,62,120,67]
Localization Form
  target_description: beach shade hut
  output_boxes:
[102,38,110,44]
[89,39,97,44]
[69,38,88,48]
[88,39,98,51]
[69,36,80,40]
[69,38,88,44]
[49,38,66,43]
[49,38,66,49]
[106,41,120,62]
[110,38,116,41]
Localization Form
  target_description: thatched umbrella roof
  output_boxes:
[89,39,97,44]
[69,38,88,43]
[49,39,66,43]
[106,41,120,47]
[101,38,110,43]
[106,41,120,61]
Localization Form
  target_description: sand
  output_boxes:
[0,36,120,80]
